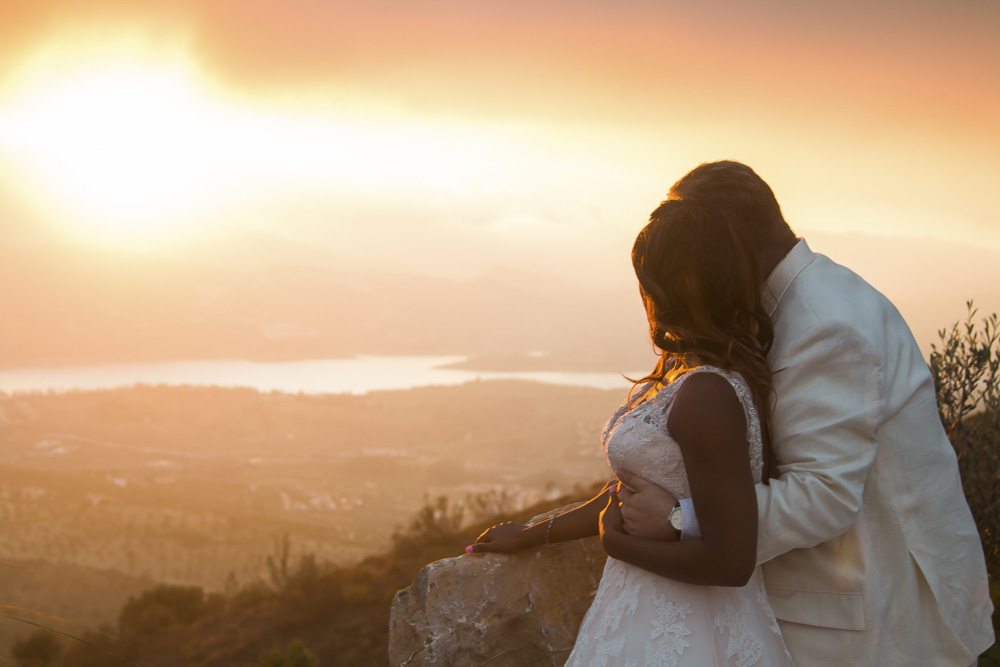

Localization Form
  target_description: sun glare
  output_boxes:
[0,34,573,251]
[0,47,231,246]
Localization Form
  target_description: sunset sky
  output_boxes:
[0,0,997,355]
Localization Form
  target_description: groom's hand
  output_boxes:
[616,468,679,541]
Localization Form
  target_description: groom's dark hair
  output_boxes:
[632,160,788,478]
[664,161,796,269]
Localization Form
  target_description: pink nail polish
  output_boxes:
[465,546,474,553]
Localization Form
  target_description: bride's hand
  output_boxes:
[467,521,529,554]
[599,488,625,543]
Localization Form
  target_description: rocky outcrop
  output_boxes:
[389,507,608,666]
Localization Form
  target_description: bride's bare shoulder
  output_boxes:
[667,371,747,447]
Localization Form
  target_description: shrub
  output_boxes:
[228,581,275,611]
[118,584,207,637]
[391,495,466,552]
[257,639,318,667]
[929,302,1000,575]
[11,629,62,667]
[391,489,518,553]
[930,301,1000,663]
[52,625,116,667]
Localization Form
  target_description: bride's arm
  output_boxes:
[468,480,616,554]
[600,372,758,586]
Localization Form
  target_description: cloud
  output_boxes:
[0,0,997,269]
[2,0,997,146]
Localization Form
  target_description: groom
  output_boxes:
[614,161,994,665]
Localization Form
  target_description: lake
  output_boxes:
[0,356,639,395]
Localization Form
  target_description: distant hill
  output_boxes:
[0,241,653,371]
[2,233,995,370]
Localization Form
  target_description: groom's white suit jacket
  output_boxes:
[756,240,994,665]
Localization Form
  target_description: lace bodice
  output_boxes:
[566,365,791,667]
[602,366,764,499]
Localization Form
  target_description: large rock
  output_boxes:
[389,507,608,666]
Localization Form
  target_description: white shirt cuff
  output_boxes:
[679,497,701,539]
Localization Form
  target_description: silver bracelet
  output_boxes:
[544,517,554,545]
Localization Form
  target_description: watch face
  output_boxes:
[669,507,683,530]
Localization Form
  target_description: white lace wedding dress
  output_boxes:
[565,366,793,667]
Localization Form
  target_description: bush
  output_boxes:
[391,489,517,553]
[930,301,1000,663]
[11,629,61,667]
[118,584,208,637]
[228,581,275,611]
[929,302,1000,574]
[52,625,117,667]
[391,495,467,552]
[257,639,318,667]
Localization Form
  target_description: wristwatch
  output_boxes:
[668,504,683,533]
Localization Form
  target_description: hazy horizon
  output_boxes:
[1,1,997,377]
[0,227,996,378]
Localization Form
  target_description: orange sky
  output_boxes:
[0,0,997,353]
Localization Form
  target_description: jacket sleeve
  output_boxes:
[755,321,884,564]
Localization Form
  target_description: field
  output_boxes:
[0,380,622,654]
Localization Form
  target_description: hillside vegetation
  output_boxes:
[4,305,1000,665]
[0,380,619,591]
[0,379,621,662]
[11,484,608,666]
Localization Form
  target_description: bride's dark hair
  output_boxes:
[630,196,778,479]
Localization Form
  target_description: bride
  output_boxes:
[468,194,793,666]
